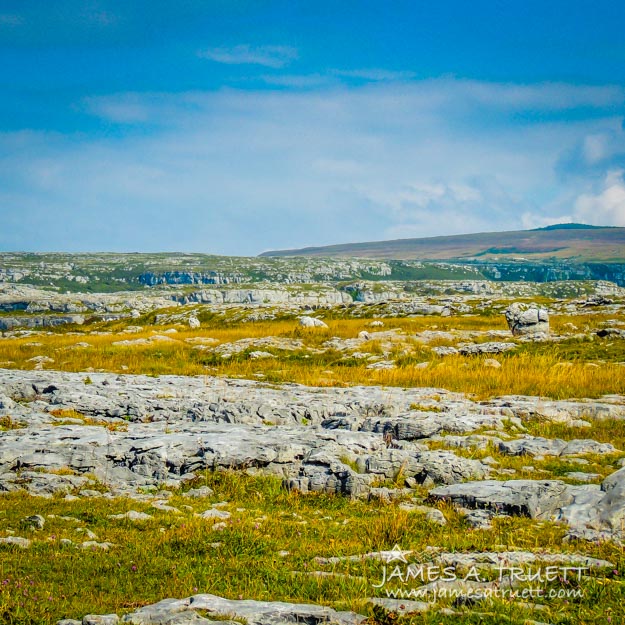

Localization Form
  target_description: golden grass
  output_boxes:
[1,311,624,624]
[49,409,129,431]
[0,415,23,430]
[0,313,623,399]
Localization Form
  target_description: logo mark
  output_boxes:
[384,544,410,564]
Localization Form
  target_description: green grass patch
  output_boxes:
[0,473,623,624]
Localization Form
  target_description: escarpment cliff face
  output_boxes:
[2,270,624,331]
[172,288,352,306]
[0,253,397,292]
[139,271,246,286]
[473,260,625,285]
[2,277,623,331]
[141,262,625,287]
[3,247,625,295]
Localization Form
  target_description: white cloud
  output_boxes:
[520,213,574,230]
[574,169,625,226]
[454,80,624,110]
[583,134,610,164]
[2,79,624,252]
[83,94,151,123]
[360,178,526,239]
[198,45,298,68]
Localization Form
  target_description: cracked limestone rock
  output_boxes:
[504,303,549,336]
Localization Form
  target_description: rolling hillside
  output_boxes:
[261,224,625,262]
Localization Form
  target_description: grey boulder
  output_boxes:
[504,303,549,336]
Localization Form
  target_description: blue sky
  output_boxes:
[1,1,625,254]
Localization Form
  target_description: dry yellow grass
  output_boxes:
[0,313,622,399]
[255,353,625,399]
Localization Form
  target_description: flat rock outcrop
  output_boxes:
[0,369,496,499]
[429,479,573,519]
[1,368,624,542]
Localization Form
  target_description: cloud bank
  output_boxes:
[575,170,625,226]
[0,78,624,253]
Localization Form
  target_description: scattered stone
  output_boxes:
[151,501,182,514]
[365,360,396,370]
[481,456,498,466]
[483,358,502,368]
[368,487,413,502]
[248,351,274,360]
[198,509,231,521]
[80,541,114,550]
[76,528,98,540]
[425,508,447,525]
[433,550,613,570]
[21,514,45,530]
[185,337,219,346]
[299,316,328,328]
[80,489,104,498]
[183,486,214,499]
[460,508,499,530]
[108,510,154,521]
[458,342,516,356]
[27,355,55,369]
[0,536,31,548]
[113,335,178,347]
[432,346,459,356]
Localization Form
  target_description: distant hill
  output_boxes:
[260,224,625,262]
